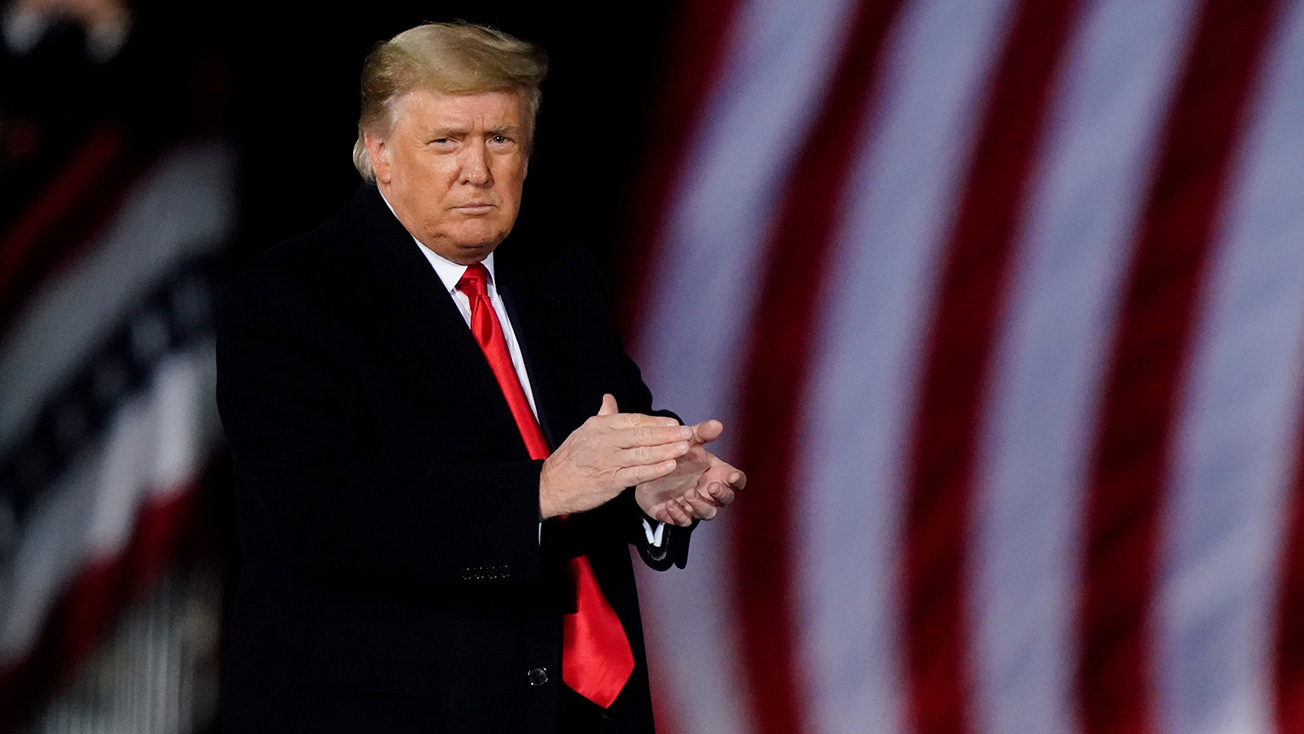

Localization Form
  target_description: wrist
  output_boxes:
[538,455,563,519]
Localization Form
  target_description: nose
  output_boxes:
[460,141,492,186]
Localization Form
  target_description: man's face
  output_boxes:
[366,89,530,264]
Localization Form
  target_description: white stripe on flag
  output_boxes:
[0,141,233,456]
[1158,3,1304,731]
[634,0,860,732]
[971,0,1199,731]
[793,0,1016,732]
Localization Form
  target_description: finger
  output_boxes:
[617,441,689,466]
[702,482,735,507]
[665,499,693,527]
[615,423,693,449]
[615,459,678,487]
[683,482,723,508]
[597,393,618,416]
[652,503,682,526]
[727,469,747,491]
[677,498,699,525]
[611,412,683,431]
[683,493,718,521]
[688,419,725,444]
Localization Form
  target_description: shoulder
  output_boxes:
[230,183,398,301]
[497,236,610,301]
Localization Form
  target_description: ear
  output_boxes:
[364,131,392,184]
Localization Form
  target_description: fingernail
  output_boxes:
[676,442,689,452]
[680,426,692,439]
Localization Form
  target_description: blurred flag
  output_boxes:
[625,0,1304,733]
[0,122,234,727]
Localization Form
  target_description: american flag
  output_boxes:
[0,128,234,728]
[623,0,1304,732]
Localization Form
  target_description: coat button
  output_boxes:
[528,667,549,686]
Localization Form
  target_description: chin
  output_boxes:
[457,245,494,261]
[445,239,500,264]
[460,227,510,249]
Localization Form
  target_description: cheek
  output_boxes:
[398,153,453,189]
[498,166,528,204]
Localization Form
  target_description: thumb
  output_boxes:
[597,393,619,416]
[690,419,725,444]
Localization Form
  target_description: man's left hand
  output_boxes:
[635,419,745,527]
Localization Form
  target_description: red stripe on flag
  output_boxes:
[0,477,205,730]
[0,125,137,338]
[1276,401,1304,733]
[729,1,905,733]
[900,1,1083,731]
[615,0,745,335]
[1075,1,1282,732]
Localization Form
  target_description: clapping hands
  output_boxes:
[539,394,744,526]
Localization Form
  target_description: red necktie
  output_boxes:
[457,263,634,709]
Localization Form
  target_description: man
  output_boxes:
[215,21,744,734]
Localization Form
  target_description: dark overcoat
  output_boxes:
[216,184,690,734]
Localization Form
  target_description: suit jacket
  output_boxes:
[215,184,691,734]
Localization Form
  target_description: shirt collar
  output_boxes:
[378,189,496,294]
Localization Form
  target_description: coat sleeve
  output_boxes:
[216,267,546,588]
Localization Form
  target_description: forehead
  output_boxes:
[394,89,526,131]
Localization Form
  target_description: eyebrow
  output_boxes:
[426,127,466,139]
[424,125,522,139]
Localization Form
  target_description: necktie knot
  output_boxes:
[457,262,490,299]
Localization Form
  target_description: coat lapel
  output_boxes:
[346,185,527,459]
[494,248,580,452]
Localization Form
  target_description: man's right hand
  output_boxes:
[539,394,691,519]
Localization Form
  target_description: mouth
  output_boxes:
[452,203,496,214]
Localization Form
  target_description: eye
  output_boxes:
[489,134,512,146]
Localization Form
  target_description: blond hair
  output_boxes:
[352,21,548,181]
